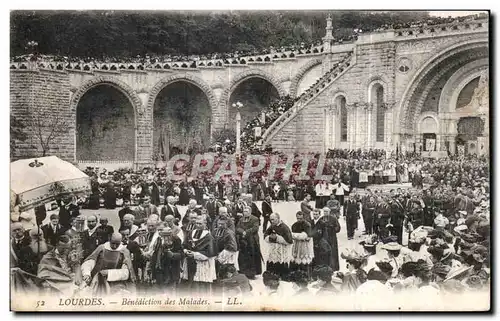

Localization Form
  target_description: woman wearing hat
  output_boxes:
[381,242,404,278]
[340,248,368,292]
[359,235,378,271]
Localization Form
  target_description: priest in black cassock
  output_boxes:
[264,213,293,281]
[235,206,262,279]
[103,182,117,209]
[320,207,341,271]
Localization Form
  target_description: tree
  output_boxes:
[10,115,28,160]
[27,107,70,157]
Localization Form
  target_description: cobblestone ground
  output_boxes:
[43,183,412,294]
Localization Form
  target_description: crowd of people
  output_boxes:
[361,12,486,33]
[11,13,487,69]
[10,41,324,66]
[10,150,490,299]
[234,52,353,151]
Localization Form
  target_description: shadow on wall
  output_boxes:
[76,85,135,161]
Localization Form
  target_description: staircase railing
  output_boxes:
[262,50,356,145]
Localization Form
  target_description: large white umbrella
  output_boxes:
[11,156,91,212]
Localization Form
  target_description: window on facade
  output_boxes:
[376,86,385,142]
[340,97,347,142]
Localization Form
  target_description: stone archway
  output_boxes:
[70,76,142,163]
[289,59,323,97]
[397,39,489,136]
[146,74,218,117]
[218,69,287,126]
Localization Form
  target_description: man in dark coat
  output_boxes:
[300,194,314,222]
[181,199,202,226]
[118,200,135,227]
[205,194,222,222]
[161,196,181,223]
[235,207,262,279]
[142,180,161,207]
[10,222,38,275]
[261,195,273,233]
[311,209,331,270]
[81,215,100,259]
[374,197,391,240]
[41,214,66,247]
[344,195,360,240]
[362,194,377,235]
[232,196,247,226]
[320,207,341,271]
[213,216,238,277]
[103,182,117,209]
[119,227,144,278]
[388,196,406,245]
[96,218,114,245]
[58,197,80,229]
[151,227,183,294]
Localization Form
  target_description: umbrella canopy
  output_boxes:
[11,156,91,212]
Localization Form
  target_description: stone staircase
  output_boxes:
[262,50,356,145]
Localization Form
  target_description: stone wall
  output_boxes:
[10,69,72,160]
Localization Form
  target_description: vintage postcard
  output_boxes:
[9,10,490,312]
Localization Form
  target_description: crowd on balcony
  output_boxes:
[10,40,324,66]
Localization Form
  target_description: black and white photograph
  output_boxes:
[8,9,490,311]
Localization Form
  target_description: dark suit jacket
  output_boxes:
[206,200,222,220]
[261,200,273,218]
[300,201,313,219]
[11,233,38,274]
[41,223,66,247]
[161,204,181,222]
[181,208,202,226]
[250,202,262,220]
